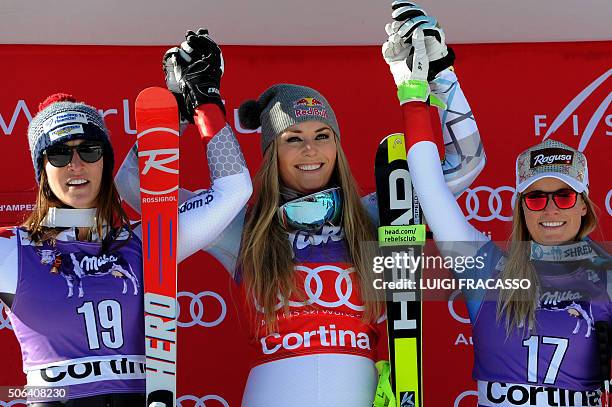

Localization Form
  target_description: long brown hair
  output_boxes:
[22,155,130,250]
[496,192,598,333]
[238,137,381,330]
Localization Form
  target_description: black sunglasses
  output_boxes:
[522,188,578,211]
[45,141,104,168]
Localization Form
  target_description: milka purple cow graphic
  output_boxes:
[39,249,140,298]
[541,297,594,338]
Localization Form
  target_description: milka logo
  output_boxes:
[80,254,119,272]
[40,250,139,298]
[532,153,572,166]
[534,69,612,151]
[540,290,582,306]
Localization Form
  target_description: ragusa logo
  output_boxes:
[532,153,572,165]
[534,69,611,151]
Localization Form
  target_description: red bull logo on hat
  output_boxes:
[293,97,323,107]
[294,98,328,119]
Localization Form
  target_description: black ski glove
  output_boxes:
[163,28,225,123]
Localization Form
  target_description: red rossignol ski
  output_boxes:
[135,87,180,407]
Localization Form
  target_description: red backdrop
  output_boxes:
[0,42,610,406]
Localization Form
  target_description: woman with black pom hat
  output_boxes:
[229,17,484,404]
[234,70,484,404]
[235,83,387,406]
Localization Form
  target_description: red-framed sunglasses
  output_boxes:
[522,188,578,211]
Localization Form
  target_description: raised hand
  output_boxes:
[162,28,225,123]
[389,1,455,80]
[383,27,431,105]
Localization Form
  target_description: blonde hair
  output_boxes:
[496,192,598,333]
[238,137,381,330]
[22,158,131,251]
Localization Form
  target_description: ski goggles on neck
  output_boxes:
[278,187,342,232]
[522,188,578,211]
[44,141,104,167]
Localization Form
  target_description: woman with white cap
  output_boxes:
[382,2,611,406]
[0,43,251,407]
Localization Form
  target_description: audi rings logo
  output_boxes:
[606,189,612,217]
[177,394,229,407]
[454,390,478,407]
[295,265,363,311]
[448,289,470,325]
[255,265,365,313]
[0,401,27,407]
[463,186,516,222]
[177,291,227,328]
[0,306,12,331]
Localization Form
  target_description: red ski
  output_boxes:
[135,87,180,407]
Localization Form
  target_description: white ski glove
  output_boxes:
[383,28,431,105]
[390,1,455,81]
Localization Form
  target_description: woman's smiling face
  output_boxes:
[277,120,337,194]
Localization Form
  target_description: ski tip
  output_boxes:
[379,132,405,145]
[375,132,408,167]
[135,87,177,108]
